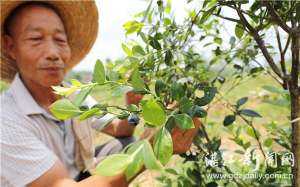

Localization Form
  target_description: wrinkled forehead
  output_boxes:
[5,2,66,36]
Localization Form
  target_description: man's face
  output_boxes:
[5,5,71,87]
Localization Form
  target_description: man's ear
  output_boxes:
[3,35,16,60]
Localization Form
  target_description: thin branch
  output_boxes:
[234,4,283,80]
[252,59,283,86]
[283,35,291,55]
[181,9,202,47]
[275,26,288,89]
[263,1,291,33]
[275,26,283,53]
[216,93,267,160]
[212,13,241,24]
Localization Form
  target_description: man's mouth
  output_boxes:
[40,67,63,72]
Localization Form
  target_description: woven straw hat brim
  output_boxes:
[0,0,98,82]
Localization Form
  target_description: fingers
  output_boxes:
[126,91,144,105]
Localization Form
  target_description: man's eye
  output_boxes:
[30,37,42,41]
[56,39,66,43]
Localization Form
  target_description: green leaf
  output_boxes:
[123,20,144,35]
[223,115,236,126]
[79,107,103,120]
[94,154,133,176]
[142,140,163,170]
[73,85,94,106]
[214,37,222,45]
[165,168,178,175]
[142,99,166,126]
[49,99,83,120]
[165,116,176,131]
[132,45,146,56]
[149,38,161,50]
[70,79,82,87]
[130,69,145,91]
[163,18,172,25]
[122,43,132,56]
[195,87,217,106]
[179,97,192,113]
[125,142,144,180]
[236,97,248,108]
[127,104,139,112]
[111,85,132,97]
[199,6,216,25]
[139,32,148,43]
[52,86,78,97]
[263,138,273,147]
[174,114,194,129]
[154,33,163,40]
[153,127,173,165]
[246,126,260,139]
[229,36,236,48]
[93,60,106,84]
[164,50,173,65]
[235,24,244,39]
[171,83,185,101]
[190,105,207,118]
[206,181,218,187]
[239,109,262,118]
[155,79,166,97]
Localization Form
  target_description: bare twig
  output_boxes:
[252,59,283,86]
[181,9,202,47]
[275,26,289,89]
[238,114,266,159]
[263,1,291,33]
[216,93,267,160]
[211,13,241,24]
[283,36,291,55]
[234,4,283,80]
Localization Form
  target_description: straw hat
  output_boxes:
[0,0,99,82]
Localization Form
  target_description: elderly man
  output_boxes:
[1,1,199,187]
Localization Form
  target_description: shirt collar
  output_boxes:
[9,73,56,119]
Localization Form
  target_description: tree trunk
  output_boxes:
[290,32,300,187]
[291,93,300,187]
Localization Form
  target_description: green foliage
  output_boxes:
[173,114,194,129]
[123,20,144,35]
[94,154,133,176]
[93,60,106,84]
[130,69,146,92]
[223,115,236,126]
[153,127,173,165]
[50,99,83,120]
[142,99,166,126]
[48,0,295,186]
[239,109,262,118]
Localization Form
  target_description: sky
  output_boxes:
[74,0,147,71]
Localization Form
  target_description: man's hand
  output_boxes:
[28,160,128,187]
[101,91,144,137]
[126,91,144,106]
[171,117,202,154]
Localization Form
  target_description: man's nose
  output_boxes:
[45,41,60,61]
